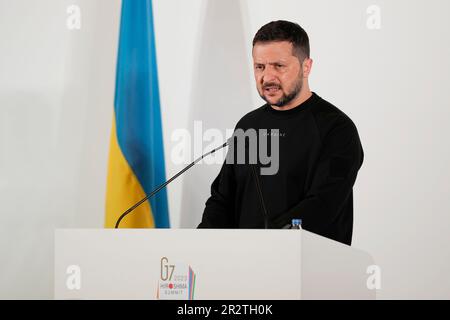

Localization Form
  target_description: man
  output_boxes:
[198,20,364,246]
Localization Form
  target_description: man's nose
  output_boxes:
[262,66,277,83]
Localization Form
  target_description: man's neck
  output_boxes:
[271,89,313,111]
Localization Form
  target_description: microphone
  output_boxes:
[115,138,231,228]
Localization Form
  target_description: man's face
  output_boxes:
[252,41,303,107]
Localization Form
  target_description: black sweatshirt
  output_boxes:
[198,92,364,245]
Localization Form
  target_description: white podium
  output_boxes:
[54,229,375,300]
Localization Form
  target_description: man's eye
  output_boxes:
[276,64,284,68]
[255,65,264,70]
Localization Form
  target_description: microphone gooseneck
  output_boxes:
[115,140,229,228]
[250,163,269,229]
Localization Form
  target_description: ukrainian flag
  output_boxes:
[105,0,170,228]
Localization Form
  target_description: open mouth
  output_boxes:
[263,86,281,95]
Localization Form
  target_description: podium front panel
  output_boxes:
[55,229,302,300]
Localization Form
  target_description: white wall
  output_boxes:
[1,0,450,299]
[0,0,121,299]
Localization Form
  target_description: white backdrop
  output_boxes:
[1,0,450,299]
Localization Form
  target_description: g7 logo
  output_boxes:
[160,257,175,281]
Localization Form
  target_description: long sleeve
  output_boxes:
[269,118,364,239]
[197,160,237,228]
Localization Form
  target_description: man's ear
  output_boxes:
[302,58,313,77]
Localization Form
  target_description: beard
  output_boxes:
[260,75,303,107]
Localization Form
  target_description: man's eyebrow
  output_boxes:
[254,61,287,65]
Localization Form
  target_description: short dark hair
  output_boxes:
[252,20,310,62]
